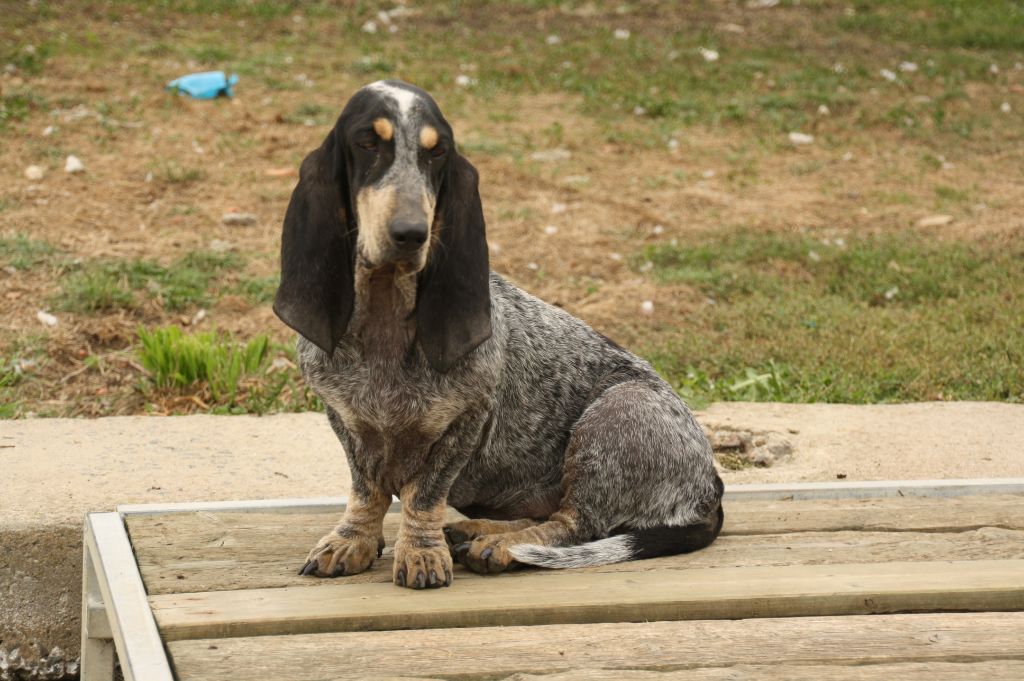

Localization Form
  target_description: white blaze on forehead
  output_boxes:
[367,81,419,120]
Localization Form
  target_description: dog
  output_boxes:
[274,80,723,590]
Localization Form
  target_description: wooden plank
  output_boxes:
[504,662,1024,681]
[725,494,1024,535]
[131,517,1024,595]
[83,513,175,681]
[722,478,1024,501]
[126,497,1024,595]
[166,612,1024,680]
[151,558,1024,641]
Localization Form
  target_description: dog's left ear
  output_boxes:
[416,151,492,373]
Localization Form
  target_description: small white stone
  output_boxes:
[1000,101,1012,113]
[209,239,234,252]
[454,74,475,87]
[633,106,646,116]
[530,148,571,162]
[546,35,561,45]
[884,286,899,301]
[833,62,846,74]
[64,155,84,173]
[747,0,779,7]
[361,20,378,34]
[42,125,56,136]
[222,212,257,226]
[609,252,623,261]
[808,250,821,262]
[898,61,918,72]
[990,63,1000,75]
[191,308,207,325]
[916,214,954,228]
[551,202,567,214]
[841,152,854,161]
[701,169,716,179]
[652,225,665,235]
[544,225,558,235]
[640,300,654,315]
[788,131,814,145]
[145,171,153,183]
[667,138,679,151]
[36,310,58,327]
[834,237,846,248]
[698,47,719,62]
[879,68,897,82]
[817,104,830,115]
[526,262,539,271]
[613,29,630,40]
[639,261,654,273]
[24,165,45,180]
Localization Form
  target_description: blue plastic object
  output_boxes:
[166,71,239,99]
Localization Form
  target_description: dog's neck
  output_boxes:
[350,263,417,360]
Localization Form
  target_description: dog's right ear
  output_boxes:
[273,129,356,356]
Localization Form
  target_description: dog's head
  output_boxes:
[274,80,491,372]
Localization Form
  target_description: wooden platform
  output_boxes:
[80,480,1024,680]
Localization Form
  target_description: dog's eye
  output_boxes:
[358,140,378,152]
[430,146,446,159]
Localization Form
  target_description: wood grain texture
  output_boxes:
[166,612,1024,681]
[127,497,1024,595]
[151,558,1024,641]
[504,662,1024,681]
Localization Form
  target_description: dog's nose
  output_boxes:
[388,221,428,252]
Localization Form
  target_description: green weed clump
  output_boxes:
[137,326,269,404]
[135,326,320,414]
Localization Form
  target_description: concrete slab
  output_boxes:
[1,402,1022,678]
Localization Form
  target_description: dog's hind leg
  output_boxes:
[457,379,722,574]
[451,511,583,574]
[443,517,538,547]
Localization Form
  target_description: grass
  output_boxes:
[639,231,1023,407]
[56,251,243,313]
[136,325,320,414]
[0,234,55,270]
[0,90,46,129]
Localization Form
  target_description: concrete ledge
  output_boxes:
[2,402,1023,678]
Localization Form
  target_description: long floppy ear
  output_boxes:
[273,130,356,356]
[416,151,492,373]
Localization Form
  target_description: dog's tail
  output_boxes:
[507,503,724,569]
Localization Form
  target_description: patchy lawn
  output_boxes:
[1,0,1022,416]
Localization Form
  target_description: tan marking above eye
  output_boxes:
[419,125,439,149]
[373,118,394,141]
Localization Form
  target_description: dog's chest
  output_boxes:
[304,347,464,443]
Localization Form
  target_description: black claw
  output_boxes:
[480,547,493,561]
[396,568,406,587]
[429,570,438,586]
[300,560,318,576]
[444,569,453,586]
[415,571,426,589]
[331,562,346,578]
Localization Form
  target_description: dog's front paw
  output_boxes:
[452,536,517,575]
[299,531,384,578]
[393,540,453,589]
